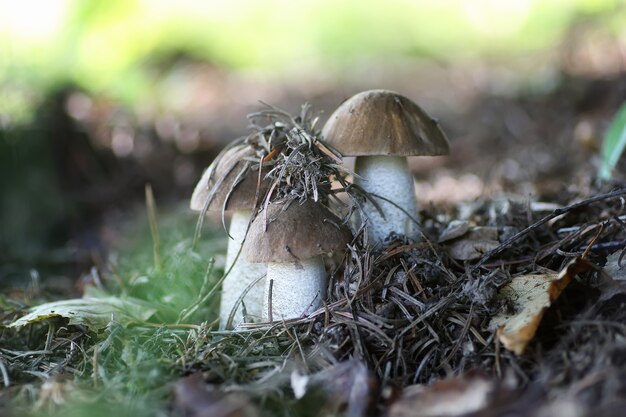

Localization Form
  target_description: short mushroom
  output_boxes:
[322,89,449,245]
[190,145,268,328]
[242,200,352,321]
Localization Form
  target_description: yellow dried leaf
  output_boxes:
[492,257,590,355]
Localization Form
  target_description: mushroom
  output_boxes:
[321,90,449,245]
[242,200,352,321]
[190,145,268,329]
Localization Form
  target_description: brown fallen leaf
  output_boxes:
[173,374,260,417]
[492,257,591,355]
[445,227,500,261]
[388,371,496,417]
[310,360,375,417]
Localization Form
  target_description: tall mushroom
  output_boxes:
[190,145,268,328]
[242,200,352,321]
[321,90,449,245]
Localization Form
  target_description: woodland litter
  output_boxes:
[4,84,626,417]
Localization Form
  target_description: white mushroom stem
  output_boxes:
[220,209,267,329]
[354,155,420,245]
[263,256,326,321]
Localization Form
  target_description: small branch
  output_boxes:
[471,188,626,271]
[145,184,161,270]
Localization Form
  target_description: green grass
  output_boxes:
[1,204,226,417]
[1,202,347,416]
[599,101,626,181]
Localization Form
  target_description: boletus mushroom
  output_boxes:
[322,90,449,245]
[243,199,352,321]
[190,145,268,328]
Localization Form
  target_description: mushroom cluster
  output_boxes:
[191,106,355,326]
[191,92,449,326]
[322,90,449,245]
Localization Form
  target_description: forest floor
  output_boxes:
[2,56,626,417]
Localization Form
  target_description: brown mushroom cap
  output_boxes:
[321,89,450,157]
[243,200,352,263]
[190,145,268,212]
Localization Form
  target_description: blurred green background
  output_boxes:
[1,0,626,289]
[2,0,624,122]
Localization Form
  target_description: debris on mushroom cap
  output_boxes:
[246,103,350,207]
[190,144,269,212]
[243,199,352,263]
[321,89,450,157]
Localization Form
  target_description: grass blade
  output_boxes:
[599,101,626,180]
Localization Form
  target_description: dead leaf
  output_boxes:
[445,227,500,261]
[290,370,309,400]
[173,374,260,417]
[8,297,157,330]
[492,257,590,355]
[310,360,374,417]
[388,371,495,417]
[603,250,626,281]
[438,220,470,243]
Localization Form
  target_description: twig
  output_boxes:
[471,188,626,271]
[145,184,161,270]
